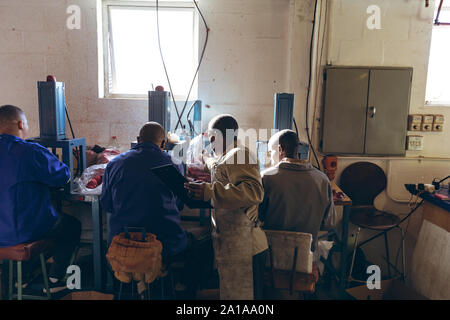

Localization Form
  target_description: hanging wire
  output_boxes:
[305,0,321,170]
[156,0,183,128]
[176,0,210,131]
[155,0,209,132]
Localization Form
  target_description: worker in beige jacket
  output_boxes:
[185,114,268,300]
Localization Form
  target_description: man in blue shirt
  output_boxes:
[100,122,187,261]
[0,105,81,293]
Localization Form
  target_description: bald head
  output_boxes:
[138,122,165,147]
[0,105,29,139]
[269,129,304,166]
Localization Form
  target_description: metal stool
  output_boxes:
[0,239,54,300]
[340,162,406,283]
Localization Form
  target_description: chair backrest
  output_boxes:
[264,230,313,274]
[340,162,387,206]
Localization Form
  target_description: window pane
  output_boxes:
[426,8,450,105]
[109,6,197,98]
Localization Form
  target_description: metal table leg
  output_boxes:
[105,212,114,292]
[91,196,104,291]
[339,205,351,298]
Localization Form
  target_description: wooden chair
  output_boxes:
[264,230,319,297]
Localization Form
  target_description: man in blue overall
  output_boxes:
[101,122,187,259]
[0,105,81,294]
[101,122,205,298]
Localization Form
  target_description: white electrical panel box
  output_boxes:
[407,135,424,151]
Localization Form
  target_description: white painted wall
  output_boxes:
[198,0,291,131]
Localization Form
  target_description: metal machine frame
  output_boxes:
[28,137,86,194]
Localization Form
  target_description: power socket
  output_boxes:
[404,183,435,194]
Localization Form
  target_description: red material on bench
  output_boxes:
[0,239,54,261]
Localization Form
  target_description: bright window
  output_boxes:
[101,1,198,99]
[425,2,450,106]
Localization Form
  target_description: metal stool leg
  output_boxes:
[399,227,406,281]
[118,282,123,300]
[384,232,391,278]
[62,246,80,283]
[8,260,13,300]
[348,227,361,283]
[40,253,51,299]
[17,261,22,300]
[170,271,176,299]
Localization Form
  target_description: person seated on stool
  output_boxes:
[0,105,81,294]
[100,122,205,298]
[185,114,268,300]
[259,129,336,252]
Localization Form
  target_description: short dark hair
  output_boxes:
[138,122,165,144]
[209,114,239,141]
[0,105,24,124]
[278,130,300,158]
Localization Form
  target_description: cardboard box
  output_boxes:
[346,279,428,300]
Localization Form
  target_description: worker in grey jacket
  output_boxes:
[259,130,336,251]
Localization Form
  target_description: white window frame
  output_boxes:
[99,0,199,100]
[425,2,450,107]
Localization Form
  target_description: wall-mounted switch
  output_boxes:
[421,123,432,131]
[408,122,421,131]
[432,123,443,132]
[408,114,422,131]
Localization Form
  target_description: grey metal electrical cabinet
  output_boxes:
[321,66,412,156]
[38,81,67,140]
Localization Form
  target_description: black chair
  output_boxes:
[340,162,405,283]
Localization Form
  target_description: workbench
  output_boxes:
[409,189,450,299]
[67,194,108,292]
[328,181,353,298]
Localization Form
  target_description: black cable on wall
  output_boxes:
[305,0,321,171]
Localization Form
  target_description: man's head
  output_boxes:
[268,129,302,166]
[137,122,166,149]
[207,114,239,155]
[0,105,29,139]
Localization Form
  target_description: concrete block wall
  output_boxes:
[198,0,291,131]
